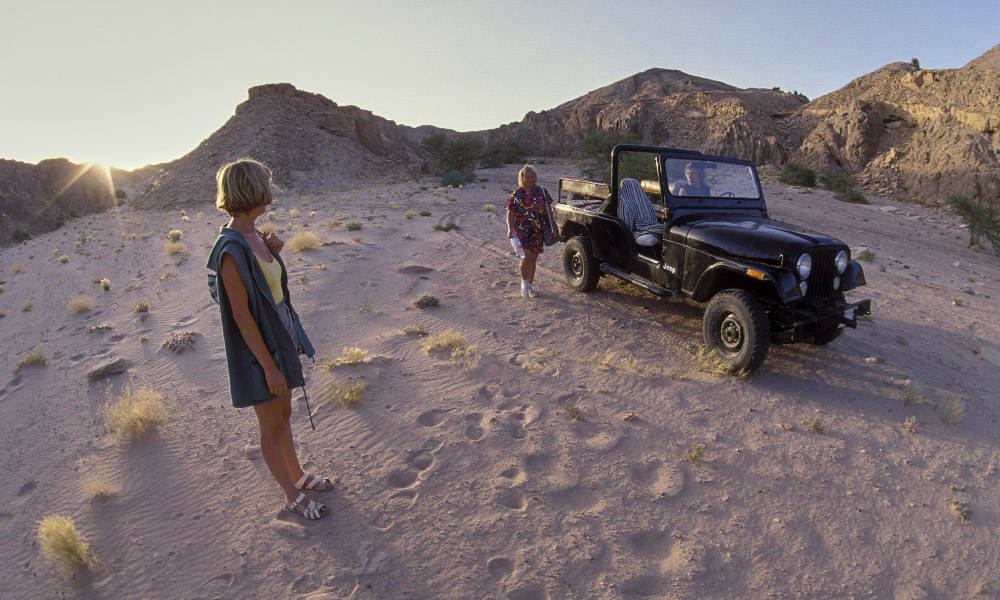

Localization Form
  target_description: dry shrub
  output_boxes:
[947,499,971,523]
[564,399,588,422]
[413,294,439,309]
[288,231,320,251]
[166,229,183,241]
[902,382,925,405]
[805,415,826,434]
[288,208,301,218]
[405,209,417,220]
[695,346,749,378]
[449,345,481,371]
[258,222,278,235]
[161,331,200,353]
[37,515,95,576]
[325,379,366,407]
[483,204,496,212]
[67,296,94,315]
[82,474,116,503]
[99,278,111,291]
[939,400,966,424]
[133,300,150,313]
[685,443,706,463]
[329,346,368,367]
[598,350,654,376]
[13,349,46,374]
[102,383,167,442]
[59,255,69,264]
[401,323,428,336]
[86,323,113,334]
[422,330,465,353]
[163,240,187,255]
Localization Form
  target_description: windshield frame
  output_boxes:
[658,153,764,210]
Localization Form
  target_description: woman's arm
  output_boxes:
[506,208,516,239]
[219,253,287,397]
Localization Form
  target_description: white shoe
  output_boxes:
[527,285,538,298]
[520,281,530,298]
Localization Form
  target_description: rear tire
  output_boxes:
[563,236,600,292]
[702,289,770,373]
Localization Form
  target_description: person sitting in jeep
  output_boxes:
[674,162,711,196]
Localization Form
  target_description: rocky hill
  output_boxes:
[0,158,123,244]
[481,68,808,166]
[134,83,424,208]
[790,47,999,203]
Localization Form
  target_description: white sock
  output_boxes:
[521,280,531,297]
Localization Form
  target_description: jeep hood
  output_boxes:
[684,216,843,264]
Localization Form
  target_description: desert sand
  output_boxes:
[2,161,999,599]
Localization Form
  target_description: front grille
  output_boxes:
[806,248,837,299]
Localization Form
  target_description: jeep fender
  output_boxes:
[691,263,784,303]
[840,260,866,291]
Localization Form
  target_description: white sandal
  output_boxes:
[295,472,334,492]
[285,493,328,520]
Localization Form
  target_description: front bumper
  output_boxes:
[772,298,871,343]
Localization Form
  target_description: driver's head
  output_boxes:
[684,162,703,185]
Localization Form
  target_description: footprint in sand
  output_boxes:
[523,452,556,475]
[386,468,419,488]
[417,408,451,427]
[464,413,486,441]
[494,488,526,511]
[487,556,514,580]
[629,461,685,498]
[625,530,673,559]
[407,450,433,471]
[189,573,234,599]
[507,412,527,440]
[497,467,526,485]
[508,584,548,600]
[545,485,599,512]
[619,575,670,598]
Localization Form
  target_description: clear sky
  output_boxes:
[1,0,997,170]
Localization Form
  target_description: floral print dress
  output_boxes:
[506,185,551,254]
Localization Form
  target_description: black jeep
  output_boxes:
[555,144,871,372]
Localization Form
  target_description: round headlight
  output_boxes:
[833,276,841,290]
[796,253,812,280]
[799,281,808,295]
[835,250,848,274]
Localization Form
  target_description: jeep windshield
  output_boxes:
[664,157,761,200]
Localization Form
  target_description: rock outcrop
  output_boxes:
[135,83,423,208]
[480,68,808,167]
[789,51,1000,204]
[0,158,120,244]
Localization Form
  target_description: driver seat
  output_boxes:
[617,178,662,247]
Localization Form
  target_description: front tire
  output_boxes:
[703,289,770,373]
[563,236,600,292]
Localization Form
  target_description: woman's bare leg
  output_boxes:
[520,250,538,283]
[253,394,299,502]
[279,396,305,483]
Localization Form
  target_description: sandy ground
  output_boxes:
[1,161,999,600]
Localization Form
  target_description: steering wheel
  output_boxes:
[719,191,735,197]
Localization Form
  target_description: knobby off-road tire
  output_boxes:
[703,289,770,373]
[563,236,600,292]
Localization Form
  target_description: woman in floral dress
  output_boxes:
[506,164,553,298]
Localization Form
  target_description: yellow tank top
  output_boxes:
[255,255,284,305]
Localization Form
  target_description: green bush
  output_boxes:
[579,131,644,185]
[440,170,470,187]
[11,229,31,243]
[820,171,868,204]
[479,140,524,168]
[421,133,483,177]
[778,162,817,187]
[949,194,1000,255]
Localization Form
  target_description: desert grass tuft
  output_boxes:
[947,499,971,523]
[903,416,918,434]
[483,204,496,212]
[902,382,925,405]
[324,378,366,407]
[99,278,111,291]
[523,348,560,376]
[405,209,417,220]
[695,346,749,378]
[82,474,116,503]
[413,294,439,309]
[345,222,362,231]
[938,399,966,424]
[856,249,875,262]
[13,348,46,374]
[433,221,461,232]
[59,255,69,264]
[401,323,428,336]
[288,231,321,251]
[67,296,94,315]
[449,345,481,371]
[329,346,368,367]
[166,229,183,241]
[102,383,167,443]
[805,415,826,434]
[685,443,707,463]
[163,240,187,255]
[132,300,150,313]
[563,399,589,422]
[37,515,95,576]
[86,323,113,334]
[422,330,466,353]
[258,222,278,236]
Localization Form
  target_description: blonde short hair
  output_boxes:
[517,164,538,189]
[215,158,273,215]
